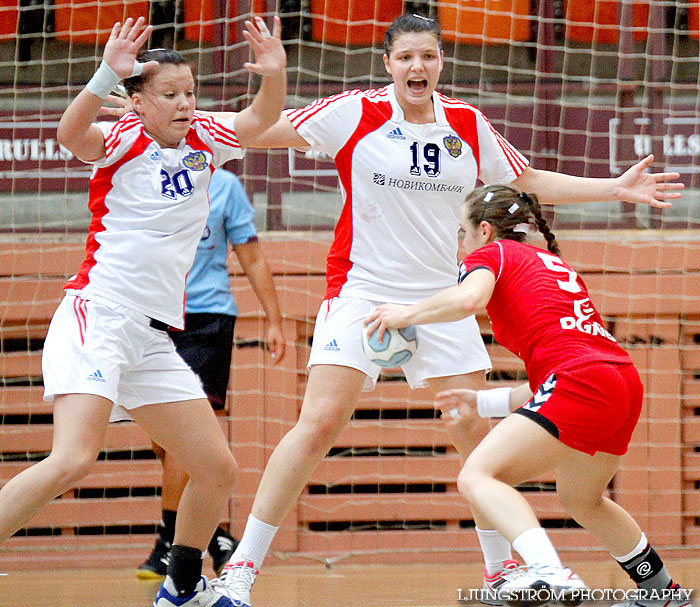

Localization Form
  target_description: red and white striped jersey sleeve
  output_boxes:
[91,114,143,167]
[192,113,244,165]
[284,89,365,157]
[474,109,529,185]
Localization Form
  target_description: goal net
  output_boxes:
[0,0,699,571]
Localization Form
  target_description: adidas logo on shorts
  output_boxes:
[86,369,106,383]
[386,127,406,140]
[323,339,341,351]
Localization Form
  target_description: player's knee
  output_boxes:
[47,450,98,489]
[456,464,482,504]
[558,489,603,520]
[294,416,342,456]
[202,451,237,490]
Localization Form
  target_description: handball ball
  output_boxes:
[362,325,418,368]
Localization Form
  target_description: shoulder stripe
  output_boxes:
[104,115,142,157]
[287,89,362,128]
[438,94,527,175]
[484,118,527,174]
[193,115,240,148]
[437,93,480,112]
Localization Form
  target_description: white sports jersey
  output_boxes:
[286,84,528,303]
[65,112,243,329]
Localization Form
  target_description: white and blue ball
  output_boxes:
[362,325,418,368]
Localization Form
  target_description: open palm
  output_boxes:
[615,154,684,208]
[102,17,156,79]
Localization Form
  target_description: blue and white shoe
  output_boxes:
[153,576,236,607]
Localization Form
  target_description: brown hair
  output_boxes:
[384,13,442,56]
[464,184,561,256]
[123,48,190,96]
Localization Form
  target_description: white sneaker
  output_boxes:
[611,584,692,607]
[497,564,587,607]
[210,559,259,607]
[482,560,524,605]
[153,576,238,607]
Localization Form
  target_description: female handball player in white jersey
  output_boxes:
[0,16,286,607]
[365,184,690,607]
[213,13,683,606]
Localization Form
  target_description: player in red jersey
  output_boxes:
[365,185,690,607]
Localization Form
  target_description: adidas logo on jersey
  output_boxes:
[150,151,161,161]
[323,339,341,351]
[386,127,406,140]
[86,369,106,383]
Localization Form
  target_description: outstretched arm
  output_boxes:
[232,240,287,364]
[364,268,496,343]
[57,17,156,162]
[233,16,290,148]
[433,383,533,425]
[512,155,683,208]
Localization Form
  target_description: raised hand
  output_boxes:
[242,16,286,76]
[614,154,684,208]
[102,17,158,79]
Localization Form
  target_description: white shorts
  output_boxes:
[42,294,206,422]
[307,297,491,391]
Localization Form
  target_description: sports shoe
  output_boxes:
[209,531,239,577]
[611,583,692,607]
[153,576,238,607]
[497,564,587,607]
[482,560,524,605]
[210,559,259,607]
[137,538,171,580]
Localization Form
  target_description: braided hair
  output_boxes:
[465,184,561,257]
[123,48,190,96]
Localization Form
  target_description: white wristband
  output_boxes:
[86,61,122,99]
[476,387,513,418]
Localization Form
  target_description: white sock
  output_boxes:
[612,532,647,562]
[476,527,514,576]
[228,514,278,570]
[512,527,562,569]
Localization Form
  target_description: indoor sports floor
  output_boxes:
[4,559,699,606]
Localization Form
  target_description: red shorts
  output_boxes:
[514,362,643,456]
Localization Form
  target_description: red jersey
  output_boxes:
[460,239,630,390]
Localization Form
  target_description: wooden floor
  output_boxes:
[3,560,699,607]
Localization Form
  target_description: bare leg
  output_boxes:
[160,451,189,511]
[426,371,489,464]
[0,394,112,542]
[251,364,366,525]
[131,398,236,551]
[427,371,513,568]
[556,450,641,556]
[457,413,566,542]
